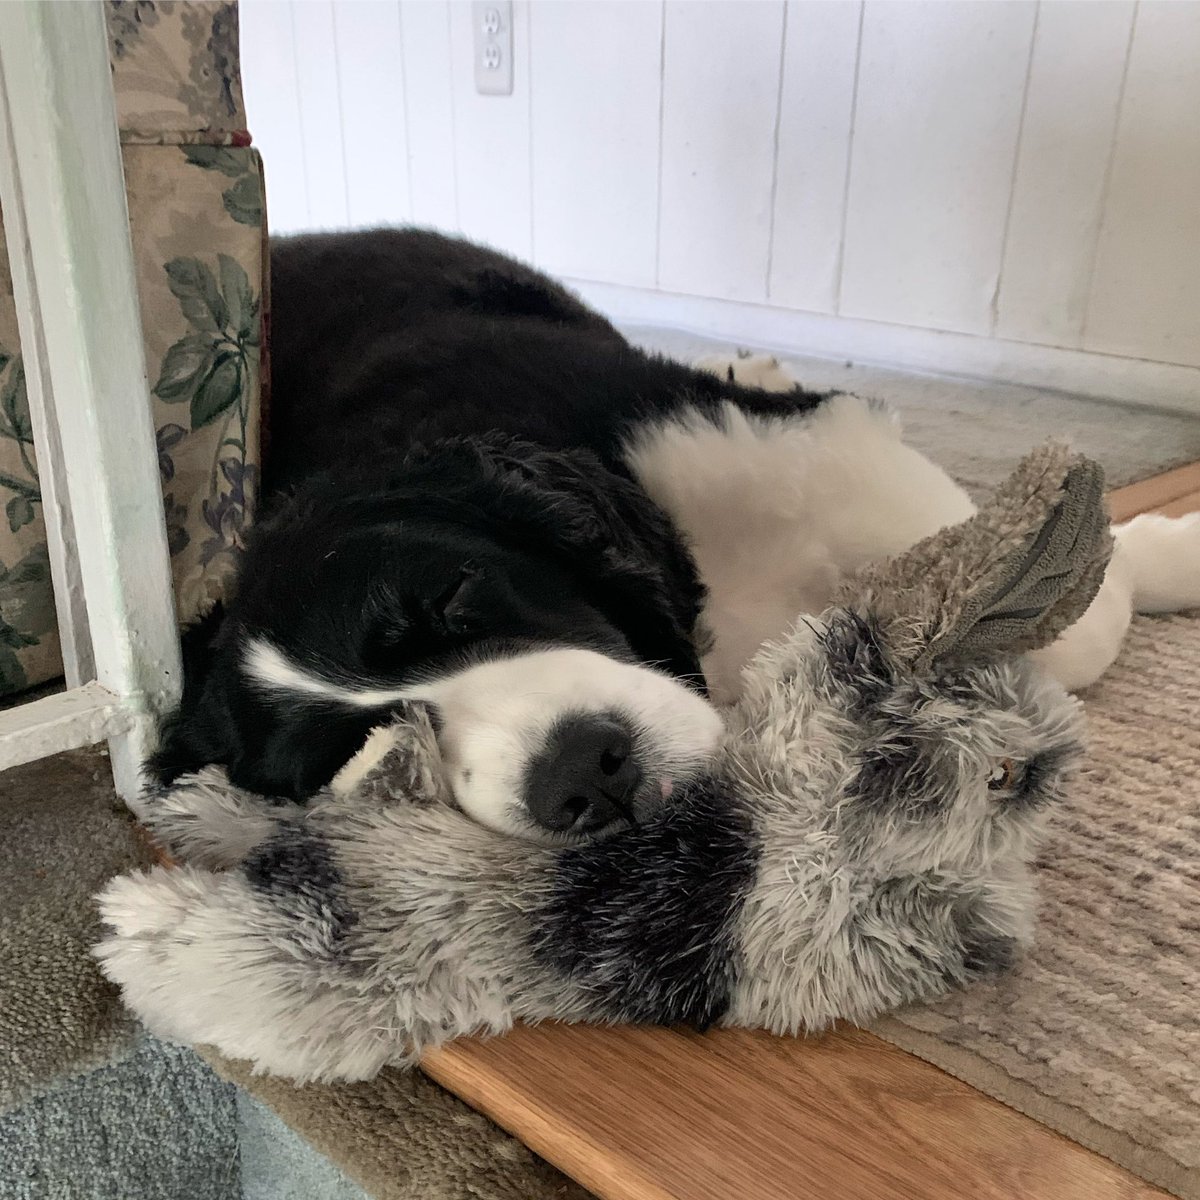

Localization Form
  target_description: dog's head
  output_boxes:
[152,435,723,841]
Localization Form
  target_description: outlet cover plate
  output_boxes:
[473,1,513,96]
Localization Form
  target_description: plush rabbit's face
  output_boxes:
[760,447,1113,880]
[811,609,1084,876]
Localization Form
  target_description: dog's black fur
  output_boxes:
[153,229,831,801]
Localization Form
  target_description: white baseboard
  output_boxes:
[566,279,1200,417]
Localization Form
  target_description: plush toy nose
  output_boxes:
[525,715,642,835]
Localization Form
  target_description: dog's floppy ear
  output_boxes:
[151,604,380,799]
[479,437,709,683]
[393,434,710,688]
[840,444,1112,670]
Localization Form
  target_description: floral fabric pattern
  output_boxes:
[0,2,263,696]
[124,140,264,626]
[107,1,247,142]
[0,223,59,694]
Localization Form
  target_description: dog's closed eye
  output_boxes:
[431,562,485,635]
[360,565,489,668]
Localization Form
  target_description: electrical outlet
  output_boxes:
[472,1,513,96]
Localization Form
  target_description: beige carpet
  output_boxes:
[875,613,1200,1200]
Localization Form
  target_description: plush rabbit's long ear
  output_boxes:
[840,444,1112,670]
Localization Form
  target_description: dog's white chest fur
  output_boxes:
[623,394,975,705]
[627,354,1200,704]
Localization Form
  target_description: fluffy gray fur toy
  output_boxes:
[95,444,1111,1084]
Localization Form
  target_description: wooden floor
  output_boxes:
[1107,461,1200,522]
[422,465,1200,1200]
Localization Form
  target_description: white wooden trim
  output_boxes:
[0,683,132,773]
[0,1,182,799]
[0,70,95,692]
[566,278,1200,417]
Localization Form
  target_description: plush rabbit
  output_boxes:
[96,444,1110,1084]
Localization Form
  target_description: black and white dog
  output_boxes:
[153,228,1200,840]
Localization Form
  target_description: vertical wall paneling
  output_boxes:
[996,1,1134,349]
[839,1,1037,335]
[529,0,663,287]
[657,0,786,301]
[234,0,1200,394]
[401,0,459,230]
[289,0,350,229]
[447,0,533,260]
[768,0,863,313]
[238,0,311,233]
[332,1,411,229]
[1084,2,1200,368]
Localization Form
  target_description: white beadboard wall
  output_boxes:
[239,0,1200,411]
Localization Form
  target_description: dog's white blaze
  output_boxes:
[243,639,411,708]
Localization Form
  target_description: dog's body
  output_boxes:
[154,228,1200,839]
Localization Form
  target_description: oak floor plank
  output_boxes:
[1108,461,1200,522]
[424,1025,1168,1200]
[1158,488,1200,519]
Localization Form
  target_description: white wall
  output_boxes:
[239,0,1200,410]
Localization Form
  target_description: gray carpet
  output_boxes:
[0,1031,373,1200]
[238,1092,371,1200]
[628,326,1200,500]
[0,1036,240,1200]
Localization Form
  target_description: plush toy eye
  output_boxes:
[987,758,1019,791]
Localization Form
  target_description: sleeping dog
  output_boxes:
[152,228,1200,841]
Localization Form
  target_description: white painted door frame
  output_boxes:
[0,0,182,801]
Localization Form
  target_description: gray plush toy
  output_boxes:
[96,444,1111,1084]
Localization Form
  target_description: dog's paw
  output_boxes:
[694,351,797,393]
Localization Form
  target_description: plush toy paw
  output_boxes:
[94,859,399,1082]
[95,866,270,1047]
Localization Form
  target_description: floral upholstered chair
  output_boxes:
[0,0,264,697]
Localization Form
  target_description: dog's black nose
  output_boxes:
[524,715,642,835]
